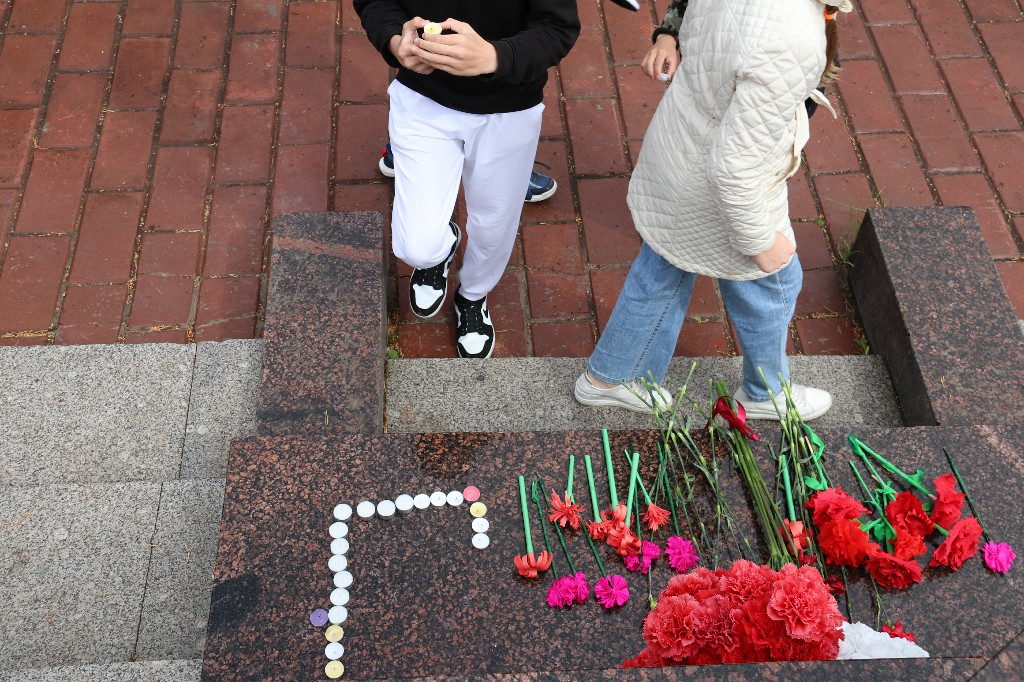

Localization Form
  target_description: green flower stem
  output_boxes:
[518,475,533,555]
[628,452,654,505]
[780,453,797,521]
[943,447,990,542]
[538,478,576,574]
[584,455,601,520]
[852,435,932,498]
[582,519,608,577]
[662,459,682,537]
[530,480,558,578]
[566,454,575,500]
[625,452,640,524]
[602,429,619,508]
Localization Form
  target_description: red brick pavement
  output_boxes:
[0,0,1021,356]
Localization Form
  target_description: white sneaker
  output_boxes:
[574,373,673,414]
[733,384,833,421]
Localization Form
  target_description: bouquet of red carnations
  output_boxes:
[623,560,843,667]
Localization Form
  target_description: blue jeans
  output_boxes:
[588,243,803,401]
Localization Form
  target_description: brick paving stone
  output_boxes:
[159,69,222,144]
[523,223,583,272]
[812,172,877,252]
[8,0,65,32]
[616,65,665,141]
[70,192,144,284]
[339,36,389,103]
[675,321,732,357]
[859,0,914,24]
[797,268,850,317]
[577,0,602,26]
[590,267,628,332]
[486,272,529,357]
[795,316,861,355]
[559,24,614,98]
[0,35,57,107]
[940,58,1019,131]
[932,173,1019,259]
[333,182,391,214]
[901,94,979,172]
[841,8,877,59]
[90,111,157,190]
[910,0,984,58]
[541,75,564,138]
[520,139,576,225]
[146,147,214,231]
[526,270,589,318]
[279,69,334,144]
[204,185,268,276]
[607,3,657,66]
[272,144,329,215]
[123,0,176,36]
[565,99,628,175]
[837,61,905,133]
[975,132,1024,213]
[0,235,70,333]
[793,221,836,270]
[39,72,106,149]
[964,0,1024,22]
[16,149,90,234]
[175,2,231,69]
[226,33,280,103]
[138,231,203,276]
[129,274,196,327]
[60,2,121,71]
[287,1,339,69]
[215,105,274,184]
[996,260,1024,319]
[196,275,261,326]
[977,23,1024,92]
[398,321,455,358]
[858,134,933,207]
[336,104,389,181]
[124,327,191,343]
[803,100,861,173]
[109,38,172,110]
[689,275,723,319]
[872,24,945,95]
[195,316,258,342]
[0,189,18,249]
[579,177,642,266]
[788,172,820,221]
[235,0,286,33]
[531,320,595,357]
[0,108,38,187]
[59,283,128,328]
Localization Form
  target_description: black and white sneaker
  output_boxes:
[408,221,460,318]
[453,291,495,359]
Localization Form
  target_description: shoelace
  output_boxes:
[457,297,488,335]
[411,259,448,291]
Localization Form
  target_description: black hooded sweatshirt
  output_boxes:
[353,0,580,115]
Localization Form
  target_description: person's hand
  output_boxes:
[411,18,498,77]
[388,17,434,74]
[642,34,680,81]
[752,233,796,273]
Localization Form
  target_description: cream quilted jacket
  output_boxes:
[628,0,847,280]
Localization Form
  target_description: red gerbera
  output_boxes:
[805,487,869,527]
[547,490,584,530]
[643,503,671,532]
[866,551,923,590]
[816,518,880,566]
[885,491,934,537]
[930,473,966,529]
[882,621,916,642]
[929,517,983,570]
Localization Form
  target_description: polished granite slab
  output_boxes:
[849,207,1024,426]
[201,426,1024,680]
[256,212,386,435]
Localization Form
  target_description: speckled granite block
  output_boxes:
[201,426,1024,680]
[849,207,1024,426]
[256,212,386,435]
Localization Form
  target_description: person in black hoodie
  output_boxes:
[354,1,580,359]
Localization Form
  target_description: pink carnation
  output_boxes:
[569,571,589,602]
[595,574,630,608]
[546,576,576,608]
[665,536,700,573]
[625,540,661,574]
[982,541,1016,574]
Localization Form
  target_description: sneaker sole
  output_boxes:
[379,157,395,178]
[525,179,557,203]
[409,226,460,319]
[742,400,833,422]
[573,385,655,413]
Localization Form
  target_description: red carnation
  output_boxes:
[817,518,880,566]
[929,517,983,570]
[686,595,743,665]
[662,566,721,601]
[882,621,916,642]
[825,576,846,595]
[930,473,966,529]
[621,647,668,668]
[642,593,701,661]
[892,529,927,561]
[805,487,868,527]
[885,491,934,537]
[547,490,583,530]
[866,551,923,589]
[766,564,844,647]
[720,559,775,604]
[587,519,609,540]
[643,503,671,532]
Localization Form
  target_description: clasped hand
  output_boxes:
[389,17,498,77]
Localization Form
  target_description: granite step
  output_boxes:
[6,659,201,681]
[385,355,903,433]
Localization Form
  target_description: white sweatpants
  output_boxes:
[388,81,543,300]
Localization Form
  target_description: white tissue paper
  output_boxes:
[837,622,930,660]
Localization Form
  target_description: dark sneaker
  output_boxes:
[378,143,395,178]
[453,291,495,359]
[408,221,460,319]
[525,167,557,203]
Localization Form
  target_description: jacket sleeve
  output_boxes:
[708,38,821,257]
[353,0,405,69]
[652,0,689,43]
[488,0,580,84]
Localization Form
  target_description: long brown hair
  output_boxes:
[820,6,840,85]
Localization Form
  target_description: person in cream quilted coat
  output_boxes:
[576,0,851,420]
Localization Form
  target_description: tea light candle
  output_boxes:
[328,554,347,572]
[334,570,353,588]
[470,502,487,518]
[472,533,490,549]
[356,501,376,518]
[328,605,348,624]
[329,522,348,539]
[413,493,431,510]
[376,499,396,518]
[395,494,414,513]
[472,517,489,533]
[333,504,352,521]
[446,490,464,507]
[429,491,447,507]
[330,537,349,556]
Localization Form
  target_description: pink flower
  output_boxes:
[546,576,576,608]
[569,571,589,603]
[982,541,1016,574]
[665,536,700,573]
[625,540,661,574]
[595,574,630,608]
